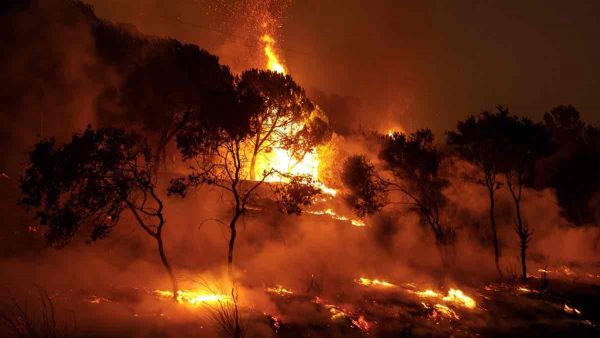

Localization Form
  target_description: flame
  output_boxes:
[261,34,286,74]
[255,32,337,197]
[305,208,366,226]
[154,289,231,306]
[355,277,395,287]
[267,313,282,332]
[314,297,371,332]
[516,286,539,294]
[442,289,476,309]
[564,304,581,315]
[266,285,294,296]
[433,304,460,320]
[351,315,371,332]
[415,289,441,298]
[412,288,476,309]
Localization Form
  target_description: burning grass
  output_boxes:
[153,289,231,306]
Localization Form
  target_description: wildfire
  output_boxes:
[261,34,286,74]
[256,31,337,196]
[266,285,294,296]
[314,297,371,332]
[422,303,460,320]
[305,208,366,226]
[564,304,581,315]
[355,277,395,288]
[153,289,230,306]
[412,288,476,309]
[516,286,541,294]
[443,289,477,309]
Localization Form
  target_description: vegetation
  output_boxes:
[19,127,180,299]
[0,288,74,338]
[168,71,323,274]
[342,130,455,269]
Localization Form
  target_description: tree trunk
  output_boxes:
[249,150,258,181]
[507,172,528,283]
[520,233,527,283]
[154,129,170,173]
[487,186,502,277]
[157,235,178,301]
[514,200,528,282]
[249,132,262,181]
[227,211,242,276]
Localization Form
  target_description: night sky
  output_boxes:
[89,0,600,133]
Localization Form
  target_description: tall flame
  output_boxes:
[256,33,322,183]
[261,34,286,74]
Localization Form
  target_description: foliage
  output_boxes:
[343,130,453,245]
[273,175,322,215]
[205,288,246,338]
[0,288,74,338]
[19,126,179,297]
[446,105,512,188]
[341,155,387,217]
[446,105,515,275]
[237,70,331,179]
[381,130,452,244]
[543,105,600,224]
[20,127,152,247]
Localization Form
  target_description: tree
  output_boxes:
[97,38,236,171]
[237,70,330,180]
[169,74,322,275]
[498,114,551,282]
[542,105,600,225]
[340,155,387,217]
[168,77,262,274]
[272,175,323,215]
[447,106,513,277]
[20,127,179,299]
[342,130,454,267]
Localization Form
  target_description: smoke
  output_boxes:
[1,1,599,337]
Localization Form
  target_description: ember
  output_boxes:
[313,297,371,332]
[564,304,581,315]
[266,285,294,296]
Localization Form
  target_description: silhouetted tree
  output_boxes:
[96,35,236,171]
[237,70,331,180]
[542,105,600,225]
[20,127,179,299]
[341,155,387,217]
[343,130,454,268]
[169,75,323,274]
[498,114,551,282]
[543,105,586,150]
[272,175,322,215]
[447,106,513,277]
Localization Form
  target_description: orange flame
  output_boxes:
[412,288,476,309]
[266,285,294,296]
[261,35,286,74]
[153,289,230,306]
[306,208,366,226]
[355,277,395,287]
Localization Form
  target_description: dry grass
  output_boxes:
[0,288,74,338]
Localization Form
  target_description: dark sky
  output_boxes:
[89,0,600,133]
